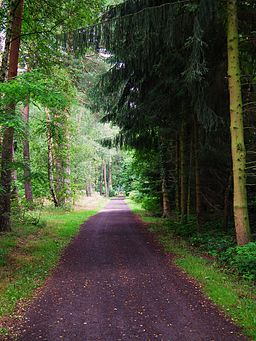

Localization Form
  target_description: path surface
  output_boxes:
[15,198,246,341]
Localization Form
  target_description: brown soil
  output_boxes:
[11,198,247,340]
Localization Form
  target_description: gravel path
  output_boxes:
[14,198,247,340]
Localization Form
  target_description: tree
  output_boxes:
[227,0,251,245]
[0,0,24,231]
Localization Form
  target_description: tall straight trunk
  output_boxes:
[194,118,202,231]
[108,161,112,194]
[99,172,103,195]
[103,160,108,197]
[11,141,19,199]
[88,182,92,196]
[187,131,193,217]
[0,0,24,231]
[180,121,188,223]
[159,136,171,218]
[162,177,171,218]
[175,134,180,217]
[227,0,251,245]
[46,109,58,207]
[23,102,33,204]
[53,110,71,206]
[0,1,13,82]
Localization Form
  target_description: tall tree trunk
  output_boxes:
[99,171,103,195]
[23,101,33,204]
[11,141,19,199]
[187,131,193,217]
[108,160,112,194]
[88,182,92,196]
[46,109,58,207]
[0,1,13,82]
[180,121,188,223]
[162,177,171,218]
[194,118,203,231]
[103,160,108,197]
[0,0,24,231]
[227,0,251,245]
[159,136,171,218]
[175,134,180,218]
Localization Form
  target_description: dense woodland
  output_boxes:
[0,0,256,280]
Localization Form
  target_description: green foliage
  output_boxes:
[220,243,256,281]
[190,234,235,257]
[0,68,75,112]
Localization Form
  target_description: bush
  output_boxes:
[220,242,256,281]
[190,234,236,257]
[141,195,161,216]
[129,190,143,202]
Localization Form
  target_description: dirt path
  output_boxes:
[14,198,247,341]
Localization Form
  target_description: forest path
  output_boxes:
[15,198,246,341]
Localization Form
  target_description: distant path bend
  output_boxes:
[15,198,247,341]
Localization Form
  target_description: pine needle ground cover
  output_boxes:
[0,200,106,335]
[126,199,256,339]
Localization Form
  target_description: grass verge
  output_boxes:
[0,200,106,328]
[126,199,256,340]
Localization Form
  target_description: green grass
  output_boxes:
[0,208,101,321]
[126,199,256,340]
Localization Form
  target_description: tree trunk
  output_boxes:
[187,131,193,217]
[180,121,188,223]
[46,109,58,207]
[0,0,24,231]
[11,141,19,199]
[0,1,13,82]
[194,118,203,231]
[103,160,108,197]
[227,0,251,245]
[23,102,33,204]
[162,177,171,218]
[175,134,180,218]
[159,136,171,218]
[99,172,103,195]
[108,160,112,194]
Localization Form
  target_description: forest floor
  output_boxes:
[8,198,247,341]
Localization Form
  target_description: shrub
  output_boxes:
[141,195,161,216]
[220,242,256,281]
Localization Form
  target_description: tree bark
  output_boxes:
[46,109,59,207]
[103,160,108,197]
[187,131,193,217]
[175,134,180,218]
[227,0,251,245]
[194,118,203,231]
[108,160,112,194]
[180,121,188,223]
[159,136,171,218]
[162,177,171,218]
[0,0,24,231]
[99,171,103,195]
[0,1,13,82]
[23,102,33,204]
